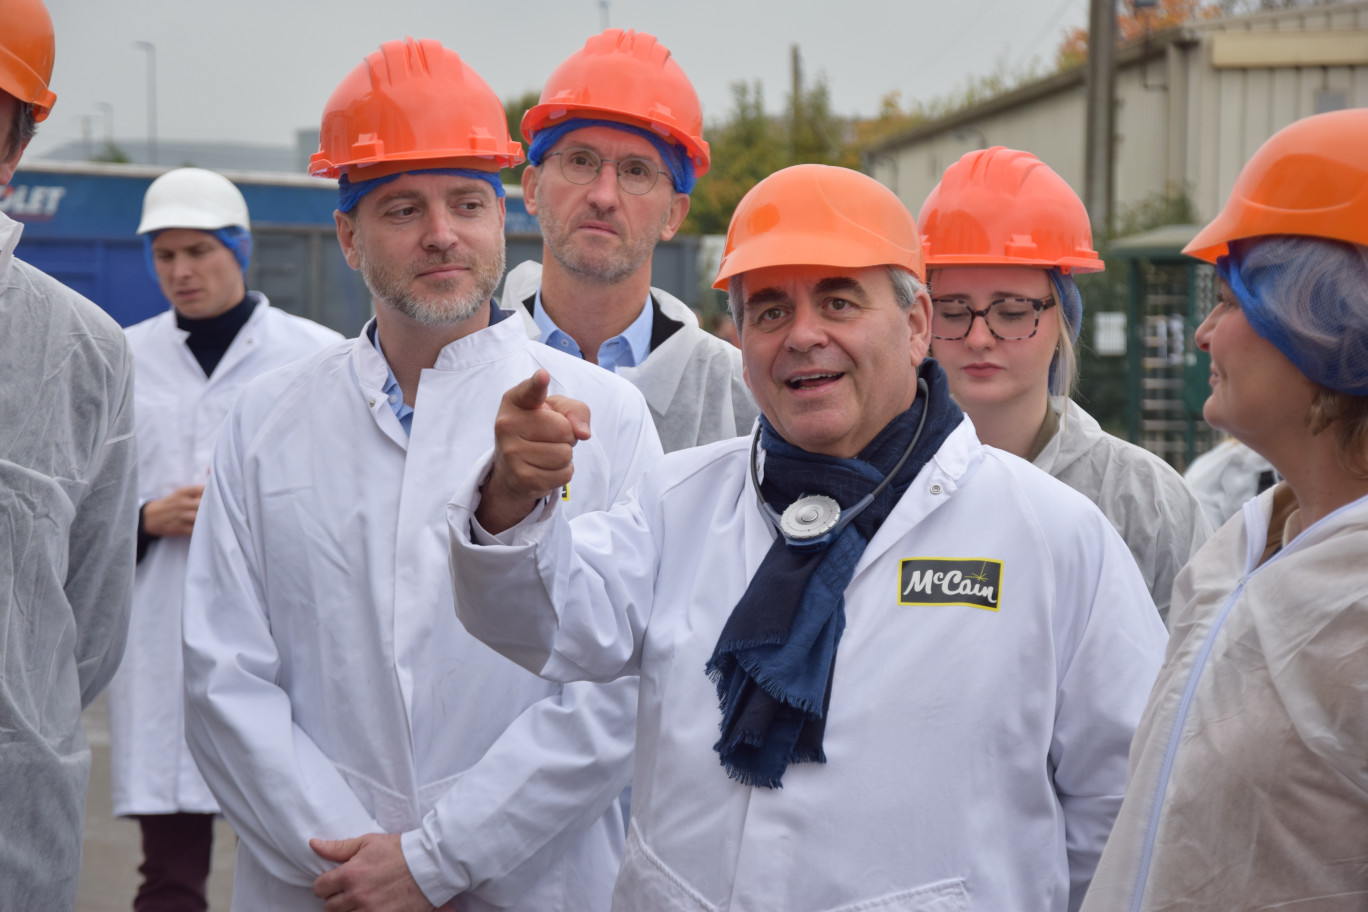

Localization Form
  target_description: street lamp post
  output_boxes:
[95,102,114,145]
[133,41,157,166]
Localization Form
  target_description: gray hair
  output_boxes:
[1226,235,1368,476]
[2,97,37,164]
[727,265,925,332]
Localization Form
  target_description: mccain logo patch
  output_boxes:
[898,558,1003,612]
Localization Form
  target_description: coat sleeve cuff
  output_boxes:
[401,828,470,908]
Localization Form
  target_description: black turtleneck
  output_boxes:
[177,292,257,377]
[137,292,258,562]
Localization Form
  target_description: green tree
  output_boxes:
[90,140,130,164]
[684,74,859,236]
[503,89,541,184]
[684,80,787,235]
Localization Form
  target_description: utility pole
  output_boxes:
[134,41,158,166]
[791,44,802,161]
[1084,0,1116,237]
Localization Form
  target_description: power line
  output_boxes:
[921,0,1013,70]
[1012,0,1087,70]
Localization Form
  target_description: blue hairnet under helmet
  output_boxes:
[336,168,507,214]
[142,226,252,283]
[1218,235,1368,396]
[1048,268,1082,344]
[526,118,697,195]
[1045,268,1082,394]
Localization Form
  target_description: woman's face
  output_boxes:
[1194,279,1318,454]
[928,266,1060,415]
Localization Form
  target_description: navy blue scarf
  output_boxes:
[705,361,963,788]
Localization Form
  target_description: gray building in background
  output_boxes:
[862,0,1368,470]
[864,0,1368,229]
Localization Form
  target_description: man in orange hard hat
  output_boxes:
[0,0,139,906]
[450,164,1167,910]
[181,38,659,911]
[507,28,757,453]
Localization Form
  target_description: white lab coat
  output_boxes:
[0,212,138,908]
[1035,399,1210,621]
[182,314,661,910]
[107,295,341,816]
[1182,435,1276,530]
[449,418,1169,912]
[504,260,758,452]
[1080,487,1368,911]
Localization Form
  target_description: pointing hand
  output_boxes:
[476,369,591,534]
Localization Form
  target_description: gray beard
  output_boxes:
[536,184,667,287]
[359,243,506,327]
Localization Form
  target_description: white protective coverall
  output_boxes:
[448,418,1169,912]
[0,211,138,908]
[107,294,341,817]
[1080,487,1368,912]
[1072,489,1368,907]
[1182,436,1276,531]
[504,260,758,452]
[1034,399,1210,621]
[182,314,661,911]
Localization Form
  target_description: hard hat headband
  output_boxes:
[527,118,696,195]
[337,168,506,214]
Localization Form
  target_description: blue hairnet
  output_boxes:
[1047,268,1082,393]
[337,168,506,214]
[142,226,252,283]
[1048,268,1083,343]
[1218,236,1368,396]
[527,118,697,195]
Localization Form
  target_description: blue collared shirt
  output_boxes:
[369,324,415,436]
[532,289,653,373]
[367,306,511,437]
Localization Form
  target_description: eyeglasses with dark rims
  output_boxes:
[930,296,1056,341]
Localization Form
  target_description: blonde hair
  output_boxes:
[1050,285,1078,399]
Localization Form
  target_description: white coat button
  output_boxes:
[930,484,943,495]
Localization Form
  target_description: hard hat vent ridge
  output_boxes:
[521,27,710,176]
[919,146,1103,274]
[308,37,523,179]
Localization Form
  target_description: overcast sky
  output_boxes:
[33,0,1089,161]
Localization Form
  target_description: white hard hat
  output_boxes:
[137,167,251,234]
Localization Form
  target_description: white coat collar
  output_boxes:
[1032,397,1100,475]
[503,258,703,414]
[0,211,22,276]
[168,289,272,340]
[852,415,980,577]
[351,308,532,393]
[737,412,980,583]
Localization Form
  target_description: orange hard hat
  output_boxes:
[918,147,1104,274]
[712,164,924,290]
[0,0,57,123]
[309,38,523,179]
[522,29,710,177]
[1184,108,1368,263]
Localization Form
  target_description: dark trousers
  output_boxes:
[133,813,215,912]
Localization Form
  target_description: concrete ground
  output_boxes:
[77,693,237,911]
